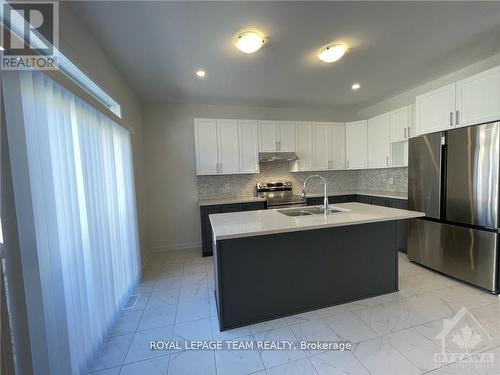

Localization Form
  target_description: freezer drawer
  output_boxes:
[408,133,443,219]
[408,219,498,292]
[446,122,500,229]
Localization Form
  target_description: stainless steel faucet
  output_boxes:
[301,175,330,215]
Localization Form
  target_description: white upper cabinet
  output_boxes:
[194,118,258,175]
[238,120,259,173]
[313,122,330,170]
[346,120,367,170]
[258,120,278,152]
[367,113,391,168]
[415,65,500,136]
[277,121,297,152]
[194,118,218,175]
[456,65,500,128]
[216,119,240,174]
[390,105,412,142]
[330,122,346,170]
[296,122,314,171]
[415,83,456,136]
[259,120,296,152]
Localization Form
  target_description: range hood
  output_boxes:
[258,152,300,163]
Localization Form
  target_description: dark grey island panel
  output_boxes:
[200,200,266,256]
[213,220,398,331]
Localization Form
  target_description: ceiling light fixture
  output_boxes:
[196,70,206,78]
[318,43,347,63]
[234,31,265,54]
[352,82,361,90]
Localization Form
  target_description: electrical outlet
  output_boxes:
[388,177,394,185]
[224,183,231,191]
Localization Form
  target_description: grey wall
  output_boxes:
[59,4,147,258]
[143,103,355,251]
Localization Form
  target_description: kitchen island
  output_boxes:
[210,202,424,330]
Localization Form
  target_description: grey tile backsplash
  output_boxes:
[358,167,408,193]
[197,162,407,200]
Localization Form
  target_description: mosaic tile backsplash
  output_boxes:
[197,162,408,200]
[359,167,408,193]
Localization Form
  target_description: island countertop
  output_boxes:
[210,202,424,240]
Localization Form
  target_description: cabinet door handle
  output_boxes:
[386,156,389,166]
[456,110,460,125]
[278,141,281,151]
[347,160,349,168]
[450,112,454,126]
[407,127,410,138]
[220,163,222,173]
[404,127,407,139]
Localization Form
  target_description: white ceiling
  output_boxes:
[68,1,500,110]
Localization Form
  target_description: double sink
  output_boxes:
[277,206,348,217]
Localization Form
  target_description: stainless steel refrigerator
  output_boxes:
[408,122,499,293]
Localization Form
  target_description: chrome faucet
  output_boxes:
[301,175,330,215]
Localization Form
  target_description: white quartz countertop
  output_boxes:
[210,202,424,240]
[306,190,408,200]
[199,190,407,207]
[198,196,266,206]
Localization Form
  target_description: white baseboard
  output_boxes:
[149,242,202,253]
[141,249,153,267]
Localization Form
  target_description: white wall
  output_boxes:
[59,4,147,258]
[143,103,355,252]
[357,50,500,119]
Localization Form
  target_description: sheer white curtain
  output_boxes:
[4,70,140,374]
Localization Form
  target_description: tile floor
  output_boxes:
[89,249,500,375]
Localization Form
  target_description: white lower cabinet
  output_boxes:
[367,113,391,168]
[296,122,314,171]
[346,120,367,169]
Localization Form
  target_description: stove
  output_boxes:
[256,181,307,208]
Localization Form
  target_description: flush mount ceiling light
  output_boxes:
[234,31,265,54]
[352,82,361,90]
[318,43,348,63]
[196,70,206,78]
